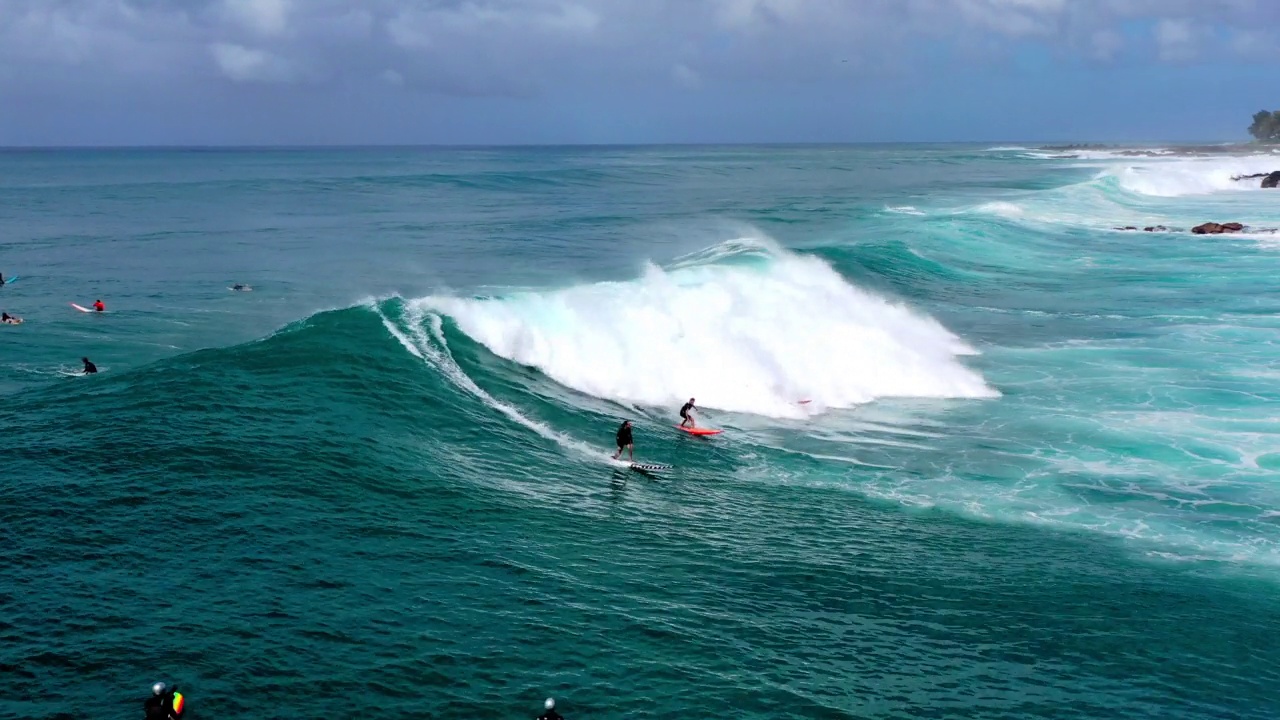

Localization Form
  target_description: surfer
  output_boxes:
[0,272,5,286]
[82,357,97,375]
[144,682,185,720]
[93,299,105,312]
[537,698,564,720]
[679,398,697,428]
[232,283,251,291]
[612,420,634,461]
[2,312,21,325]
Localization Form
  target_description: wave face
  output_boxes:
[415,238,995,418]
[4,145,1280,720]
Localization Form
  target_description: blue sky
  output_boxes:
[1,0,1277,145]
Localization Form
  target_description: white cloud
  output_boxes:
[0,0,1275,99]
[1231,29,1278,58]
[210,42,295,82]
[673,63,700,89]
[1154,18,1196,62]
[380,68,404,86]
[1089,29,1124,61]
[220,0,291,37]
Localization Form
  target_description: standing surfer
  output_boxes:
[612,420,634,461]
[679,398,697,428]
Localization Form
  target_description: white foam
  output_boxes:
[410,238,997,418]
[375,303,617,464]
[885,205,926,215]
[1106,156,1280,197]
[972,201,1025,219]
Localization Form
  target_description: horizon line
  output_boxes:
[0,139,1257,152]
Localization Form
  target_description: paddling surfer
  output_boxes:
[679,398,696,428]
[612,420,634,461]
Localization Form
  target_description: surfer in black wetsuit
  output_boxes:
[679,398,696,428]
[537,698,565,720]
[612,420,634,460]
[82,357,98,375]
[144,682,185,720]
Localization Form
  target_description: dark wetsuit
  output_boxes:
[537,710,564,720]
[616,423,633,449]
[144,695,168,720]
[83,360,98,374]
[680,402,694,420]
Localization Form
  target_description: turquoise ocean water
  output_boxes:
[2,145,1280,719]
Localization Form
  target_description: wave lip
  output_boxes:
[411,238,998,419]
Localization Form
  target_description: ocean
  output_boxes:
[2,144,1279,719]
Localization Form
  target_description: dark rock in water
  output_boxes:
[1192,222,1244,234]
[1143,226,1168,232]
[1232,171,1280,188]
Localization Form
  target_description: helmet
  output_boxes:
[152,682,166,696]
[545,698,555,710]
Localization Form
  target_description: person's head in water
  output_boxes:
[82,357,89,363]
[152,682,166,696]
[621,420,630,429]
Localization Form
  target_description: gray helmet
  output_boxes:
[152,682,166,696]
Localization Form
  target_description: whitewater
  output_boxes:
[3,144,1280,720]
[412,238,996,419]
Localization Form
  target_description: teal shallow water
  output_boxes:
[3,146,1280,718]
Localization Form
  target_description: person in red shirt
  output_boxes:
[93,299,105,312]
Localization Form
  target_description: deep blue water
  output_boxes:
[3,145,1280,719]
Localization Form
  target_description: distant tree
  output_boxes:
[1248,110,1280,143]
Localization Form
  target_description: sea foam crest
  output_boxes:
[1106,156,1280,197]
[412,237,997,419]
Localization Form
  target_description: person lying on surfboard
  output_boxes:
[82,357,98,374]
[612,420,634,460]
[2,312,22,325]
[93,299,105,312]
[679,398,697,428]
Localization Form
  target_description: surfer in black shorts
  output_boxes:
[612,420,634,460]
[679,398,696,428]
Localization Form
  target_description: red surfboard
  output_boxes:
[675,425,722,436]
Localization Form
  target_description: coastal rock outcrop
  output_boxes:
[1191,222,1244,234]
[1229,171,1280,188]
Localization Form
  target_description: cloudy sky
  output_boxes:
[1,0,1277,145]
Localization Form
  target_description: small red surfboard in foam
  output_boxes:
[675,425,722,436]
